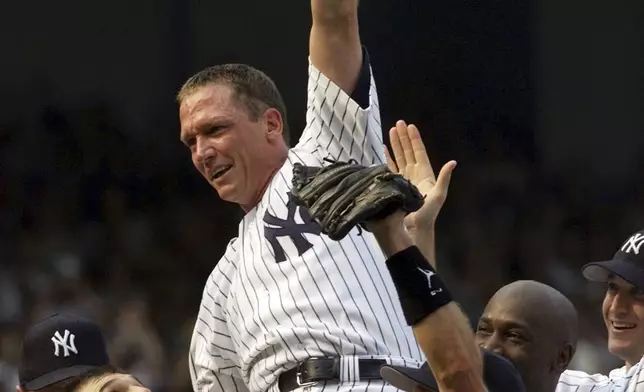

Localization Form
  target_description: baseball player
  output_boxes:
[18,313,112,392]
[17,313,151,392]
[555,230,644,391]
[177,1,426,391]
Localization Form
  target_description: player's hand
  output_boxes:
[385,120,457,237]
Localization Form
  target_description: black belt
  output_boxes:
[278,357,387,392]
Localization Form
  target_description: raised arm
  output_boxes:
[379,122,484,391]
[309,0,363,94]
[369,217,485,392]
[298,1,384,164]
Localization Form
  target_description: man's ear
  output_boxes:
[553,343,574,372]
[263,108,284,143]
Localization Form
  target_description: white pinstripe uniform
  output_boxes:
[189,52,424,392]
[556,356,644,392]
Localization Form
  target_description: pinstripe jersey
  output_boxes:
[556,356,644,392]
[189,54,424,392]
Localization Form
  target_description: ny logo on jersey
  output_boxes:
[264,192,322,263]
[621,233,644,255]
[417,267,443,296]
[51,329,78,357]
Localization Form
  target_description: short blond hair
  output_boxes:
[177,64,290,146]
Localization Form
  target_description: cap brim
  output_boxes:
[582,259,644,289]
[23,365,99,390]
[379,364,438,392]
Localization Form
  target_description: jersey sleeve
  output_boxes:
[296,46,385,167]
[190,250,249,392]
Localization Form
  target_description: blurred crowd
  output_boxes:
[1,101,641,392]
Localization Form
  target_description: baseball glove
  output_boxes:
[291,160,425,241]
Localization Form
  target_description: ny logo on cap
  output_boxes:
[51,329,78,357]
[621,233,644,255]
[417,267,443,296]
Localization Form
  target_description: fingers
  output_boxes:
[384,145,399,173]
[407,124,430,165]
[390,120,435,175]
[435,160,457,195]
[396,120,416,165]
[389,125,406,169]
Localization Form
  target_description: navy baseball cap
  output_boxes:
[19,313,110,390]
[583,228,644,289]
[379,349,525,392]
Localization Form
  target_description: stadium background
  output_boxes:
[1,0,643,391]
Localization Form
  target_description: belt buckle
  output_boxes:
[296,357,319,387]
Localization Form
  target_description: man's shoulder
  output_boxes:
[219,236,240,258]
[556,358,644,392]
[203,237,240,280]
[558,369,612,388]
[558,363,641,390]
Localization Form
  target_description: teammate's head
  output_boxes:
[60,365,149,392]
[19,313,111,392]
[177,64,290,210]
[475,280,578,392]
[582,228,644,367]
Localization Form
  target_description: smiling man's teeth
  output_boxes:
[612,322,636,329]
[212,165,232,179]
